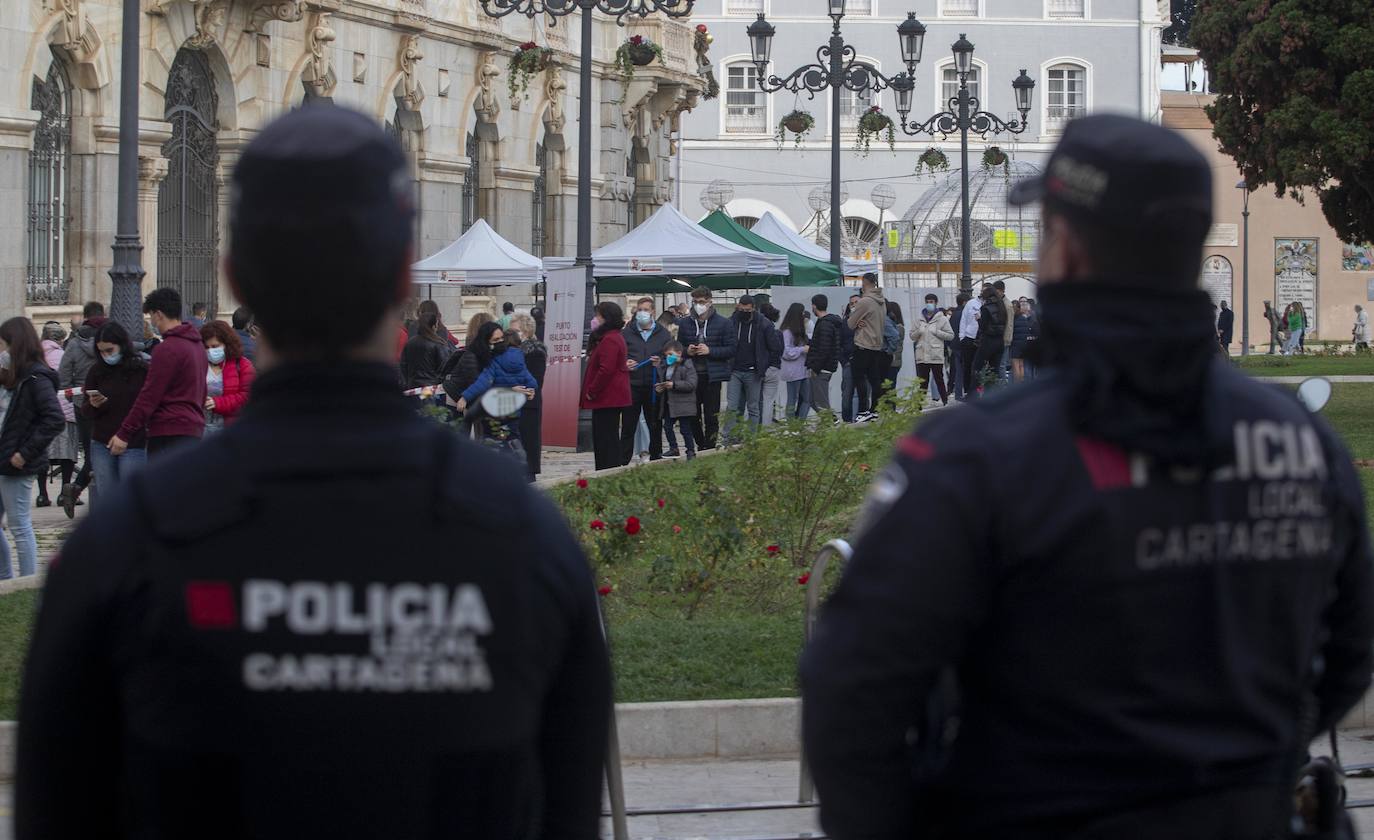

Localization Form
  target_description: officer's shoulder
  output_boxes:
[918,379,1068,451]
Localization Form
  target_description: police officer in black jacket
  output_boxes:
[16,106,612,840]
[801,114,1374,839]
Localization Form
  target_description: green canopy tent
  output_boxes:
[697,210,842,288]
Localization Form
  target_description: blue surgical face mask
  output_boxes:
[207,346,226,365]
[665,353,679,366]
[636,310,653,326]
[103,352,122,366]
[924,303,936,313]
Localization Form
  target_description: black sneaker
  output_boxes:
[686,451,696,461]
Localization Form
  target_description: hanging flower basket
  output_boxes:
[508,42,554,103]
[854,106,896,155]
[615,35,664,85]
[915,147,950,176]
[775,110,815,148]
[982,145,1012,179]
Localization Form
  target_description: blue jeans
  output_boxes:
[786,378,811,420]
[723,369,762,440]
[0,475,38,579]
[1283,329,1303,355]
[90,443,147,508]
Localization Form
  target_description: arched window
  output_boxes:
[27,60,71,305]
[1045,62,1088,132]
[936,59,983,112]
[462,133,478,232]
[724,61,767,134]
[839,63,878,132]
[157,48,219,318]
[532,142,547,257]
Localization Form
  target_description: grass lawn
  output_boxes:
[0,590,36,719]
[1235,354,1374,378]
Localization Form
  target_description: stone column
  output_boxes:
[0,115,39,319]
[136,154,168,297]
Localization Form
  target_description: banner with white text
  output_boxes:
[542,268,586,448]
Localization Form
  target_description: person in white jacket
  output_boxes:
[1355,305,1370,353]
[909,293,956,406]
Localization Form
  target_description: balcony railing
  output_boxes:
[1046,0,1085,16]
[725,0,763,13]
[725,109,767,133]
[941,0,979,16]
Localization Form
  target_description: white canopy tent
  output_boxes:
[543,203,790,280]
[411,219,544,286]
[751,211,882,277]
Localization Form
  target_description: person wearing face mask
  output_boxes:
[201,320,257,434]
[909,293,954,406]
[108,287,208,460]
[722,294,775,441]
[621,297,671,464]
[581,302,631,470]
[805,295,843,416]
[675,287,736,451]
[654,340,698,460]
[80,321,150,500]
[0,318,65,579]
[454,321,537,465]
[801,115,1374,840]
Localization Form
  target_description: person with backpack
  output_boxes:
[846,273,888,422]
[0,317,65,579]
[970,283,1008,396]
[881,300,905,406]
[201,320,256,434]
[806,294,843,416]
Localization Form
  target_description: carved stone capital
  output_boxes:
[473,49,501,126]
[137,154,169,186]
[393,34,425,112]
[245,0,302,33]
[300,11,337,98]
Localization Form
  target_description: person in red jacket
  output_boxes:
[109,287,209,461]
[580,301,631,471]
[201,320,256,432]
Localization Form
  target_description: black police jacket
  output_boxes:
[801,283,1374,839]
[16,362,612,840]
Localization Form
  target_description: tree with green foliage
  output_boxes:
[1193,0,1374,243]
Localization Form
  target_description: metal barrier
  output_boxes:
[599,539,852,838]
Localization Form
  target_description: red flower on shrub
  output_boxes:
[672,525,683,534]
[657,498,666,509]
[590,519,606,531]
[598,585,613,597]
[859,463,870,472]
[625,516,642,535]
[797,573,811,586]
[576,478,589,489]
[766,545,780,555]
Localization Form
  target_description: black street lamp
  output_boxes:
[109,0,145,334]
[891,32,1034,296]
[747,3,922,272]
[1237,178,1250,356]
[477,0,693,328]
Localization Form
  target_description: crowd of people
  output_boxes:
[0,289,257,578]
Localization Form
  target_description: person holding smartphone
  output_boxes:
[81,321,149,501]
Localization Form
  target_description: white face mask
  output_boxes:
[694,303,709,316]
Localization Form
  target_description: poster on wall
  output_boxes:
[1274,239,1319,335]
[1201,255,1234,310]
[1342,242,1374,272]
[541,267,586,449]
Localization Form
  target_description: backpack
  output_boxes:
[882,316,902,355]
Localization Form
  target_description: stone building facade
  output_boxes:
[2,0,710,324]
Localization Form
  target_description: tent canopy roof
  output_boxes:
[751,212,882,277]
[543,204,790,292]
[698,211,841,287]
[411,219,543,286]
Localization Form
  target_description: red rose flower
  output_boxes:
[598,585,613,597]
[672,525,683,534]
[657,498,666,509]
[766,545,780,555]
[797,573,811,586]
[576,478,589,489]
[625,516,642,535]
[590,519,607,530]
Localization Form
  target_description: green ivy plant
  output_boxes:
[854,106,896,155]
[508,42,554,104]
[614,35,665,87]
[981,145,1011,178]
[775,110,816,149]
[915,147,950,176]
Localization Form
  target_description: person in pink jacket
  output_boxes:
[580,302,631,471]
[37,323,79,509]
[200,320,256,433]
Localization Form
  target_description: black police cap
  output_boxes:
[231,104,413,234]
[1009,114,1212,227]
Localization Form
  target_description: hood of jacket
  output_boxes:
[1036,281,1228,467]
[70,335,97,362]
[161,321,204,347]
[17,363,59,391]
[493,346,528,375]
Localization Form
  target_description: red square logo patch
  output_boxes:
[185,581,237,629]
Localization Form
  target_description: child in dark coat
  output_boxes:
[655,341,699,460]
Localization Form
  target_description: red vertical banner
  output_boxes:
[542,268,587,448]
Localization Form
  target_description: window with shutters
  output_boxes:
[725,63,767,133]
